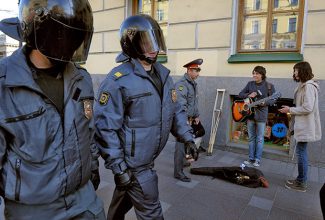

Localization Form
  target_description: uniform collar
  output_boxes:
[4,47,81,89]
[131,58,170,84]
[184,73,196,85]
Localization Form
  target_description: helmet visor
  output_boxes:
[133,29,166,55]
[34,17,93,62]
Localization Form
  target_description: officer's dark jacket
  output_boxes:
[94,58,193,174]
[0,48,99,204]
[175,73,199,118]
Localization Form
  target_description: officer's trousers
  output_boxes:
[174,141,187,178]
[107,169,163,220]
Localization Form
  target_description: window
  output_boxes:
[132,0,169,47]
[237,0,304,53]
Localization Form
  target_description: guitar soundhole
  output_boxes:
[243,104,249,111]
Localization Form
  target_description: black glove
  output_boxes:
[185,141,199,161]
[114,170,133,190]
[91,169,100,190]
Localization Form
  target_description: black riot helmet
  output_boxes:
[18,0,94,62]
[119,14,166,64]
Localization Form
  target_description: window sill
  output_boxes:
[227,53,303,63]
[157,54,168,63]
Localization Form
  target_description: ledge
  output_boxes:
[227,53,303,63]
[157,54,168,63]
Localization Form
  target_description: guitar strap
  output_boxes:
[266,81,272,96]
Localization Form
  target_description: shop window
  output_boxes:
[237,0,304,53]
[230,96,294,153]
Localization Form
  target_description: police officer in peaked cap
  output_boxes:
[183,58,203,69]
[94,14,198,220]
[174,58,206,182]
[0,0,105,219]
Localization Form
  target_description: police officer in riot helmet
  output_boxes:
[94,14,198,220]
[0,0,105,219]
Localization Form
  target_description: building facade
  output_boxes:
[87,0,325,165]
[0,34,19,58]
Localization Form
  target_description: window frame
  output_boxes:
[236,0,305,54]
[132,0,168,28]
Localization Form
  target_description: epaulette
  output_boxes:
[109,63,131,81]
[110,71,129,80]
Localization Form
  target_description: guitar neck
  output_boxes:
[248,97,269,108]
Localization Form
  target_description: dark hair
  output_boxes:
[293,61,314,83]
[252,66,266,80]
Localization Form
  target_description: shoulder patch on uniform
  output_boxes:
[172,89,177,102]
[178,85,184,91]
[99,91,110,106]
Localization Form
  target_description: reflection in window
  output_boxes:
[272,19,278,33]
[252,20,260,34]
[238,0,304,52]
[291,0,298,6]
[288,17,297,33]
[157,9,164,21]
[254,0,261,10]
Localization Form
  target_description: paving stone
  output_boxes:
[248,196,274,211]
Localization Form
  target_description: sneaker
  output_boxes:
[253,161,260,167]
[285,179,307,192]
[243,159,255,165]
[286,179,295,185]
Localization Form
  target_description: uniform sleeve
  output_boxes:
[290,84,317,115]
[94,77,127,174]
[0,127,7,196]
[170,98,194,143]
[175,82,189,116]
[238,83,250,99]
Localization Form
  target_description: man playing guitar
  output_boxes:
[237,66,278,167]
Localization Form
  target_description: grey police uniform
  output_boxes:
[94,58,193,220]
[174,73,199,179]
[0,48,104,220]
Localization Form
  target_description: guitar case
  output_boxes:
[190,166,269,188]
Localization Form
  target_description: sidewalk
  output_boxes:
[96,141,324,220]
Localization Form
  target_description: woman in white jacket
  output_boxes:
[279,61,321,192]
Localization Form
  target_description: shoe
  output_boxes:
[285,179,307,192]
[253,161,260,167]
[243,159,255,165]
[198,146,206,153]
[174,175,191,182]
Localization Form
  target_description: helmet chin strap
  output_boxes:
[139,54,157,65]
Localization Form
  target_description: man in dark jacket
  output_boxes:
[238,66,277,167]
[94,14,198,220]
[0,1,105,219]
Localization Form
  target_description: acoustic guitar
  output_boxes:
[232,92,281,122]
